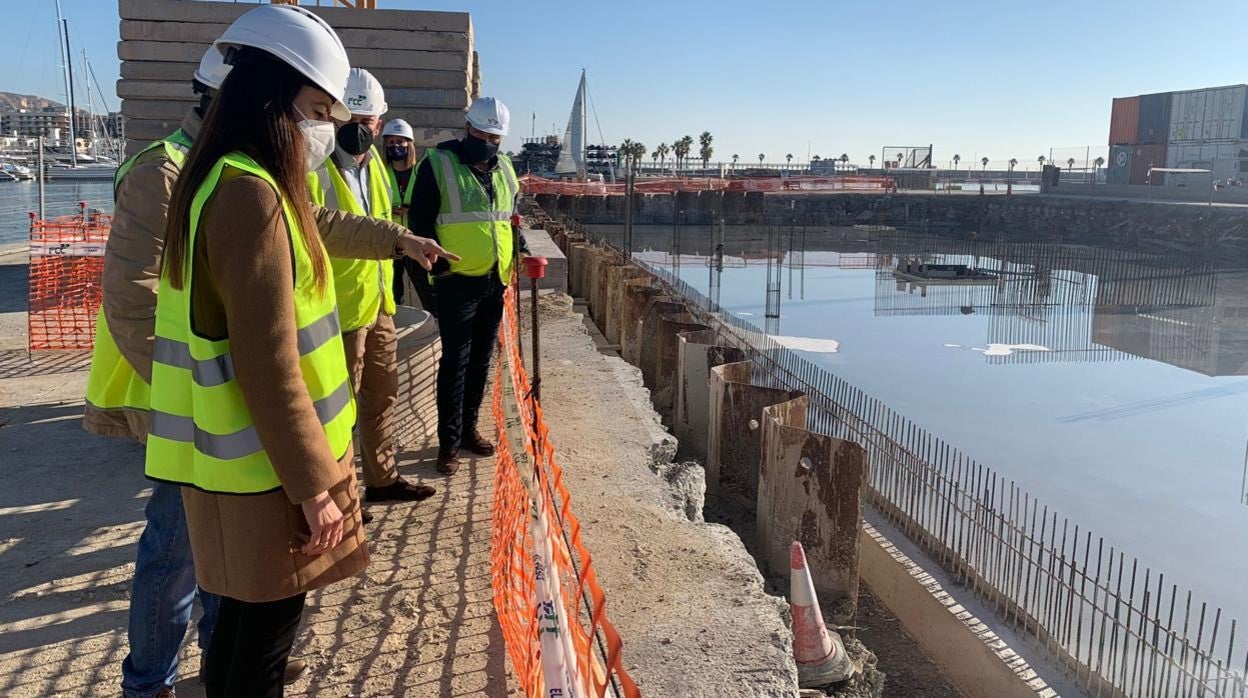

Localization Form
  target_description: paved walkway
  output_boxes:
[0,246,509,697]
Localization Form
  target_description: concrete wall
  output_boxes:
[118,0,479,156]
[538,190,1248,257]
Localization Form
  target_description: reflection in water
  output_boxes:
[619,222,1248,631]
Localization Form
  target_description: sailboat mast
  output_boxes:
[55,0,77,167]
[82,49,97,159]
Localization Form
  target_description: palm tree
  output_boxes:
[651,148,659,168]
[840,153,849,168]
[732,153,739,171]
[953,154,961,170]
[785,153,793,168]
[1067,157,1076,172]
[981,156,989,171]
[758,153,765,166]
[1093,155,1105,185]
[1008,157,1018,194]
[812,154,822,161]
[619,139,634,170]
[896,152,904,166]
[869,154,876,168]
[657,142,670,171]
[673,135,693,173]
[1037,155,1046,170]
[699,131,714,170]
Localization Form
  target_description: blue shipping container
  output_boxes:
[1137,92,1172,144]
[1108,145,1132,185]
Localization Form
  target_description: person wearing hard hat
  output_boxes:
[309,69,436,506]
[132,6,454,695]
[406,96,528,475]
[382,117,436,314]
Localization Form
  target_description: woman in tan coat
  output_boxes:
[147,7,453,697]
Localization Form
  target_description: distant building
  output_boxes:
[0,107,105,141]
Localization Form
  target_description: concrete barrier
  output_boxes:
[604,265,649,346]
[860,523,1058,698]
[706,361,802,501]
[757,401,867,623]
[652,314,708,422]
[674,330,745,461]
[636,299,685,393]
[392,306,440,451]
[519,229,567,294]
[620,283,666,367]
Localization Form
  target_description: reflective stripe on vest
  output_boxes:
[146,151,355,494]
[310,146,396,332]
[85,129,193,415]
[427,149,519,280]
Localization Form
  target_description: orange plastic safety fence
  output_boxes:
[490,284,641,697]
[27,207,113,351]
[518,173,897,195]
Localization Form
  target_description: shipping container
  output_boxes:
[1129,143,1167,185]
[1137,92,1172,144]
[1109,96,1140,145]
[1108,144,1133,185]
[1165,139,1248,185]
[1168,85,1248,142]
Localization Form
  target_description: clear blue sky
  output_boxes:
[5,0,1246,168]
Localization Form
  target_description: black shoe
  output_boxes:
[364,476,436,503]
[361,510,374,525]
[464,430,496,457]
[437,447,463,475]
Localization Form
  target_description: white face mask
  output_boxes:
[294,104,336,172]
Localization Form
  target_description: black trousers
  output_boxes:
[203,593,306,698]
[434,272,505,451]
[392,258,437,317]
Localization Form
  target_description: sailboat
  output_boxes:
[45,0,117,181]
[554,70,588,181]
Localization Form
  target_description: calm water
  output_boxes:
[0,180,114,245]
[608,223,1248,627]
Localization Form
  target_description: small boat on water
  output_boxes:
[44,162,117,181]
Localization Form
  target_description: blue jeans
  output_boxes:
[121,481,221,698]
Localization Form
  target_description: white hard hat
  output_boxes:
[214,4,351,121]
[466,97,510,136]
[381,118,414,141]
[193,46,231,91]
[343,68,387,117]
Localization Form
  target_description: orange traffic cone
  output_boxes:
[790,541,854,687]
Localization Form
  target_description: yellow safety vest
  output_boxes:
[84,129,192,419]
[146,151,355,494]
[386,164,417,222]
[308,146,396,332]
[426,149,520,281]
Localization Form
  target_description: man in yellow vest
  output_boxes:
[310,68,434,503]
[406,97,528,475]
[84,47,452,697]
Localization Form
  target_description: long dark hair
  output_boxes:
[164,47,327,292]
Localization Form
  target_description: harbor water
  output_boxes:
[0,180,114,245]
[602,223,1248,630]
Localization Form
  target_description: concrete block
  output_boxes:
[381,107,470,130]
[120,20,471,52]
[859,523,1057,698]
[366,68,471,90]
[393,307,440,450]
[121,98,191,121]
[116,80,199,102]
[121,61,197,82]
[706,361,802,501]
[653,314,708,421]
[118,41,470,72]
[386,87,471,110]
[673,330,744,461]
[636,298,684,392]
[756,405,866,622]
[119,0,471,33]
[619,281,664,367]
[519,229,567,294]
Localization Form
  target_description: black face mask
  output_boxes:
[337,122,373,156]
[462,132,499,164]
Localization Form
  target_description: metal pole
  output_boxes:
[37,136,45,219]
[530,275,541,401]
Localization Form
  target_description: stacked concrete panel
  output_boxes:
[117,0,479,156]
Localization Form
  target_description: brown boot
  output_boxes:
[437,447,462,474]
[364,476,437,503]
[283,658,308,685]
[463,430,496,456]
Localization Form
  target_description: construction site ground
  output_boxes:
[0,243,798,697]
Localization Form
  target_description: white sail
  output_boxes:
[554,70,587,178]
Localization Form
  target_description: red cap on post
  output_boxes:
[510,213,523,228]
[521,255,548,280]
